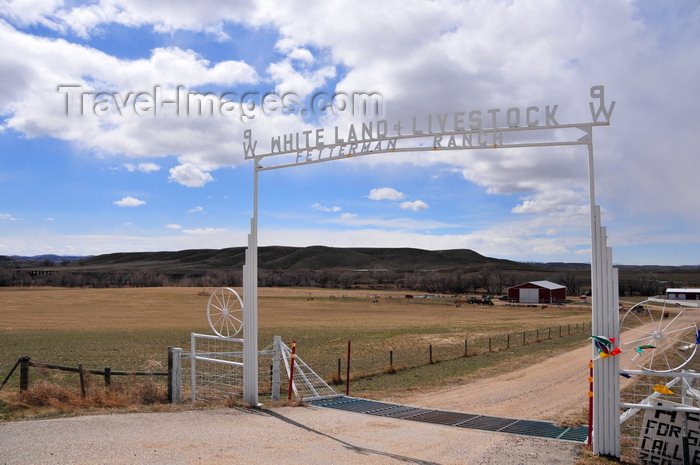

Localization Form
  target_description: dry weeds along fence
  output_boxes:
[331,322,591,383]
[1,353,176,402]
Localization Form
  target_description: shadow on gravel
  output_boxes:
[261,408,442,465]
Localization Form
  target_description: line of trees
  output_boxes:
[0,265,673,297]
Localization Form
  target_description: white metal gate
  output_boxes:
[189,334,338,403]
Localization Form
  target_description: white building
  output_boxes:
[666,288,700,301]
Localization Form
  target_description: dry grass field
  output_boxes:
[4,287,696,465]
[0,287,590,400]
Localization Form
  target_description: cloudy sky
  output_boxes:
[0,0,698,265]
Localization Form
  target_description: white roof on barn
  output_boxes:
[666,288,700,293]
[528,280,565,290]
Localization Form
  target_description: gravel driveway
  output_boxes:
[1,405,579,464]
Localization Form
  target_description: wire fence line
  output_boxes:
[3,321,590,405]
[320,321,591,382]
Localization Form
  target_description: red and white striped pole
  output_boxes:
[345,341,351,396]
[287,341,296,401]
[587,360,594,445]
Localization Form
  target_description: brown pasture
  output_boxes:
[0,287,592,387]
[0,286,589,332]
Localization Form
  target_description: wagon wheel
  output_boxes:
[619,299,698,372]
[207,287,244,337]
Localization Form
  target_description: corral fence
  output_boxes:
[619,370,700,464]
[1,355,171,399]
[321,322,591,383]
[2,322,589,404]
[2,335,339,405]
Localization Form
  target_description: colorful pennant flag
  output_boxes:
[591,335,622,357]
[635,345,656,354]
[652,384,674,395]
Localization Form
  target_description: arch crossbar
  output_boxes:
[240,86,619,456]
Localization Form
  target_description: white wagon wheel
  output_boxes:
[619,299,698,372]
[207,287,244,337]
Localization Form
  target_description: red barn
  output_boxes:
[508,280,566,304]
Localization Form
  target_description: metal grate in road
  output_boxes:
[311,396,588,443]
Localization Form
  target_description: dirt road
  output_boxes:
[383,323,679,422]
[382,340,596,422]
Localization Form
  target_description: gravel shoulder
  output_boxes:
[0,406,580,465]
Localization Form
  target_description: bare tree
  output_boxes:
[558,271,582,296]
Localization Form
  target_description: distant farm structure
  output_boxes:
[508,280,566,304]
[666,287,700,301]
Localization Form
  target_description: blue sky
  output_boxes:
[0,0,698,266]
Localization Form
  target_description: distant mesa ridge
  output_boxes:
[3,246,697,272]
[5,246,550,272]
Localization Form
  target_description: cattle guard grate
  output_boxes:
[311,397,588,443]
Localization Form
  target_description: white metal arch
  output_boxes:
[240,86,619,456]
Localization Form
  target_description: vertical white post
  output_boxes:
[243,162,260,406]
[190,332,196,403]
[588,138,621,457]
[272,335,281,401]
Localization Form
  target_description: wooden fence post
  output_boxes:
[464,340,468,357]
[168,346,182,404]
[104,367,111,387]
[19,356,30,392]
[78,363,86,397]
[429,345,433,364]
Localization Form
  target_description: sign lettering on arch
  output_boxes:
[243,86,615,171]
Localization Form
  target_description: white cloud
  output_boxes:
[169,164,214,187]
[187,206,204,213]
[511,190,587,215]
[182,227,226,234]
[125,162,161,173]
[267,58,335,98]
[368,187,405,201]
[0,1,699,264]
[0,22,260,172]
[327,214,451,231]
[400,200,428,211]
[21,1,257,39]
[288,47,314,63]
[166,224,182,230]
[0,213,21,221]
[113,196,145,207]
[312,203,342,212]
